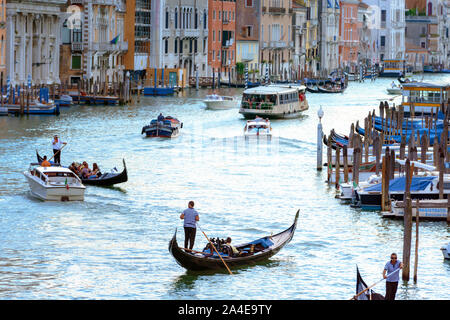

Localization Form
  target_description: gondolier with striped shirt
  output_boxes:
[52,135,66,165]
[180,201,199,251]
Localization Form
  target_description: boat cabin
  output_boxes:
[401,81,450,116]
[380,59,405,77]
[241,86,306,111]
[29,165,82,186]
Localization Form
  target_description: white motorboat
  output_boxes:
[24,164,86,201]
[239,85,308,119]
[244,117,272,138]
[203,94,236,110]
[384,199,449,220]
[441,243,450,259]
[387,83,402,95]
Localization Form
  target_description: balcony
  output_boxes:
[71,42,83,52]
[270,41,287,48]
[268,7,286,15]
[91,41,128,53]
[176,29,201,39]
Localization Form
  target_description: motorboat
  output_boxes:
[239,85,308,119]
[384,199,449,220]
[23,164,86,201]
[386,83,402,95]
[141,116,183,138]
[244,117,272,138]
[203,94,236,110]
[441,243,450,259]
[55,94,73,107]
[401,81,450,117]
[354,174,450,211]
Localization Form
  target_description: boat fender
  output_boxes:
[181,123,183,128]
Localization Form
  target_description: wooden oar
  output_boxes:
[351,268,401,300]
[197,223,233,275]
[48,142,68,162]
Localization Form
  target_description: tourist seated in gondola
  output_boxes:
[157,113,165,124]
[223,237,241,257]
[69,162,79,175]
[91,163,102,178]
[80,161,92,179]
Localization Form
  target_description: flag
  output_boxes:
[65,178,69,190]
[110,35,119,45]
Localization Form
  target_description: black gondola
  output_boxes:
[306,85,320,93]
[317,85,347,94]
[36,151,128,186]
[355,266,385,300]
[168,210,299,272]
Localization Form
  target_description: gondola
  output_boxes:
[306,85,320,93]
[168,210,299,272]
[317,85,346,94]
[36,151,128,187]
[354,266,385,300]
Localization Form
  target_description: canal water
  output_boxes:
[0,74,449,300]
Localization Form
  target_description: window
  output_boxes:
[71,55,81,70]
[246,0,253,7]
[174,39,178,53]
[165,9,169,28]
[381,10,386,22]
[380,36,385,47]
[165,39,168,54]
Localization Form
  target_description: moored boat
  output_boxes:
[239,85,308,119]
[384,199,449,220]
[203,94,236,110]
[168,210,299,271]
[141,116,183,138]
[23,164,86,201]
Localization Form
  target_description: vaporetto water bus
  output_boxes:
[239,85,308,119]
[401,81,450,117]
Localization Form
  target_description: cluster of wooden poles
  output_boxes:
[73,75,131,105]
[323,100,450,282]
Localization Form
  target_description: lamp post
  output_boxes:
[317,105,324,171]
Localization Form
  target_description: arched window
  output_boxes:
[165,9,169,29]
[203,10,207,29]
[175,8,178,29]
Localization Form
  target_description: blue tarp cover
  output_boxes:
[363,176,435,192]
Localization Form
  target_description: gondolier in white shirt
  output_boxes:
[52,135,66,164]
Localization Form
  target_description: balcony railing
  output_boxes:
[269,7,286,14]
[71,42,83,51]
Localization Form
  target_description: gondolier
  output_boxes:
[52,135,66,164]
[180,201,199,251]
[383,253,403,300]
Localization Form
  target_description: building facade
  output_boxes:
[305,0,319,76]
[208,0,236,81]
[60,0,128,85]
[6,0,66,85]
[235,0,260,81]
[318,0,340,74]
[292,0,307,79]
[260,0,294,81]
[151,0,209,78]
[339,0,359,72]
[123,0,152,79]
[0,0,5,84]
[365,0,405,63]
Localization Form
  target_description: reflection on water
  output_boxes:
[0,73,449,299]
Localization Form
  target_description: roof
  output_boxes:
[243,85,300,95]
[402,81,450,89]
[35,166,74,174]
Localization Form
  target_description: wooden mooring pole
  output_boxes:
[414,199,420,283]
[402,159,412,281]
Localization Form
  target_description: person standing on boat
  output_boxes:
[180,201,199,251]
[52,135,66,164]
[383,253,403,300]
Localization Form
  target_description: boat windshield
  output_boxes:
[242,93,277,109]
[43,172,77,178]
